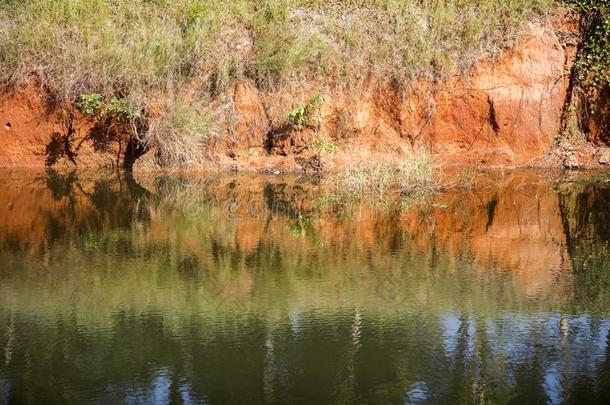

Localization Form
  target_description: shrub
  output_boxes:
[75,93,103,116]
[286,95,325,131]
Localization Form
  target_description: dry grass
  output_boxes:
[147,95,210,166]
[332,150,438,200]
[335,163,395,200]
[398,152,439,193]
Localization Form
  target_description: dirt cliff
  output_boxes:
[0,14,602,171]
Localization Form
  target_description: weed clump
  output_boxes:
[398,152,440,194]
[147,97,211,166]
[331,150,479,205]
[332,150,440,200]
[336,163,395,200]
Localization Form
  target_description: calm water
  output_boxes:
[1,169,610,404]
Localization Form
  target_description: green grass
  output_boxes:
[0,0,556,165]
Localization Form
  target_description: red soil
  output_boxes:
[2,14,605,171]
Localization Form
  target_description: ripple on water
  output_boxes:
[1,170,610,402]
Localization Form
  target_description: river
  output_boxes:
[1,169,610,404]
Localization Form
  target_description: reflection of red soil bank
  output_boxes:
[0,170,577,301]
[467,175,571,297]
[396,172,571,297]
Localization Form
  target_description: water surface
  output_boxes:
[1,170,610,404]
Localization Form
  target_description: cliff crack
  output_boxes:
[487,97,500,134]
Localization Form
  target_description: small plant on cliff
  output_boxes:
[100,97,133,121]
[76,94,133,121]
[75,94,103,116]
[286,95,325,131]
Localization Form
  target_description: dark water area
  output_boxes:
[1,169,610,404]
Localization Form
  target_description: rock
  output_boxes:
[596,148,610,165]
[257,167,283,175]
[563,155,580,169]
[295,155,324,174]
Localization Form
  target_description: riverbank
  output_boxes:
[0,1,608,172]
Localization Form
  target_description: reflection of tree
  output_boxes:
[0,170,153,254]
[3,304,610,402]
[2,310,14,368]
[44,169,79,201]
[558,183,610,311]
[595,325,610,404]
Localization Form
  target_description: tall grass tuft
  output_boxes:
[398,151,440,194]
[147,96,211,166]
[336,163,395,200]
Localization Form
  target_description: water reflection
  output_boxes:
[1,169,610,403]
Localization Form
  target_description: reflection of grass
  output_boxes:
[400,189,436,212]
[3,170,605,333]
[0,232,542,326]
